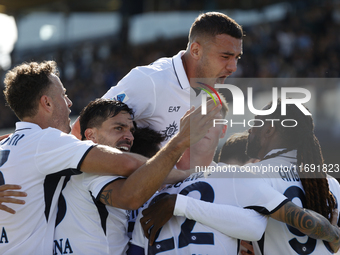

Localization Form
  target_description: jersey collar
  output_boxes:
[172,50,190,90]
[15,121,42,132]
[264,149,297,159]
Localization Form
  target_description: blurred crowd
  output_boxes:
[1,1,340,129]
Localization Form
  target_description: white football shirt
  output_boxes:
[102,50,200,147]
[232,149,340,255]
[130,171,283,255]
[54,173,130,255]
[0,122,94,255]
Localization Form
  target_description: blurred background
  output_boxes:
[1,0,340,168]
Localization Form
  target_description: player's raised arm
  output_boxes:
[96,101,222,210]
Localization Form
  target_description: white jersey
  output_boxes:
[54,173,130,255]
[130,171,285,255]
[231,149,340,255]
[102,50,200,147]
[0,122,94,255]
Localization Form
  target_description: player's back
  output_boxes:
[249,151,340,255]
[132,172,240,255]
[0,122,93,254]
[54,173,130,255]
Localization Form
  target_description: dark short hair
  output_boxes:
[218,131,249,165]
[4,61,59,120]
[189,12,243,44]
[79,98,134,140]
[130,125,165,158]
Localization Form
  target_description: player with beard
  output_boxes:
[54,98,209,255]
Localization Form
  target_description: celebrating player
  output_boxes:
[128,95,269,254]
[237,98,340,254]
[54,99,176,255]
[129,99,340,254]
[71,12,243,145]
[0,61,220,254]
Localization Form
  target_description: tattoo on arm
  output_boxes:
[271,201,339,242]
[100,189,113,206]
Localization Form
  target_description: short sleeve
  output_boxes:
[35,129,95,175]
[82,173,125,199]
[232,174,289,214]
[102,68,156,120]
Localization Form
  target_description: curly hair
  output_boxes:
[3,61,59,120]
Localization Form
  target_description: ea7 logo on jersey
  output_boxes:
[168,106,181,112]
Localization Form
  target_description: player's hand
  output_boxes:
[240,240,254,255]
[0,133,10,141]
[179,99,221,147]
[328,209,340,253]
[140,194,177,245]
[0,184,27,214]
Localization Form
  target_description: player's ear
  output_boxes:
[84,128,98,143]
[190,41,202,60]
[40,95,53,113]
[264,123,275,138]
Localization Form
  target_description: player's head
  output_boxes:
[130,125,165,158]
[187,12,243,85]
[219,131,251,165]
[188,12,243,44]
[4,61,72,133]
[246,98,336,221]
[79,98,134,151]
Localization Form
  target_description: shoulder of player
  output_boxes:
[133,56,173,77]
[327,174,340,189]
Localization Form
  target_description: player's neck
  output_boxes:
[181,52,195,87]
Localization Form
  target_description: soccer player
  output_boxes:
[238,98,340,254]
[54,99,173,255]
[218,131,252,165]
[135,98,340,254]
[128,95,270,254]
[0,61,220,254]
[71,12,243,145]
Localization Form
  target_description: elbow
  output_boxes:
[246,217,268,241]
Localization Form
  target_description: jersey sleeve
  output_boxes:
[102,68,156,121]
[232,174,289,214]
[174,194,268,241]
[81,173,125,199]
[35,129,95,175]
